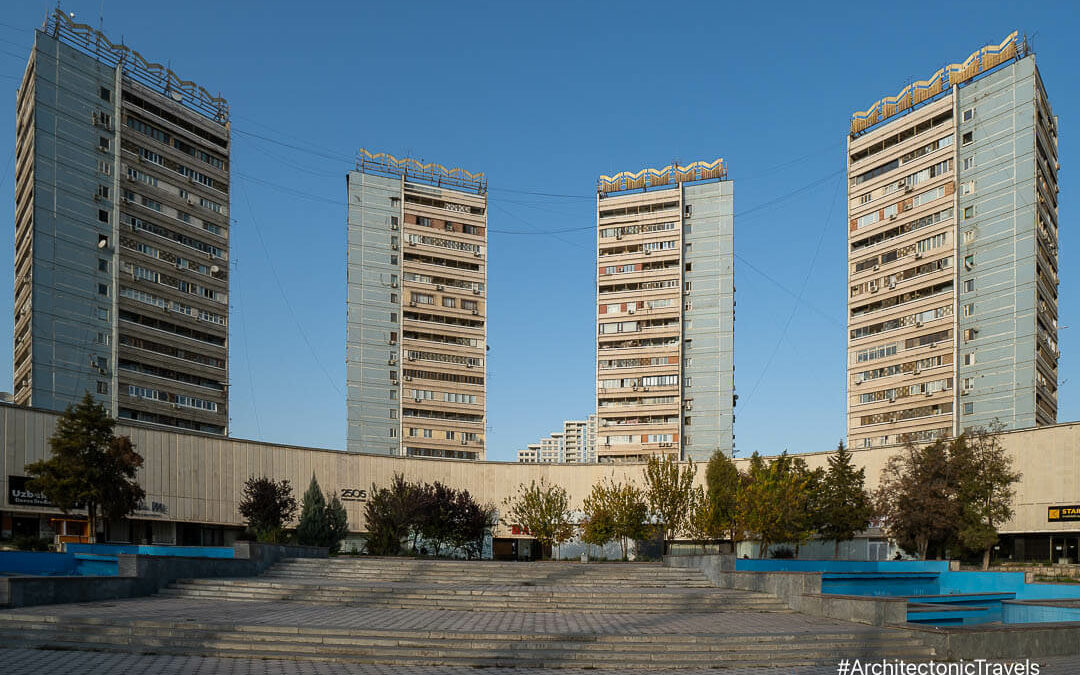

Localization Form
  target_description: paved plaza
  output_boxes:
[0,559,1066,672]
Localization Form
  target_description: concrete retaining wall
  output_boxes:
[0,542,326,608]
[665,554,906,626]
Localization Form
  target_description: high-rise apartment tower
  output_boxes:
[346,151,487,458]
[596,160,734,462]
[15,11,230,434]
[847,33,1058,449]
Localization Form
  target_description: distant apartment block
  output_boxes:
[346,151,487,458]
[596,161,734,462]
[847,32,1058,449]
[517,415,598,464]
[14,11,230,434]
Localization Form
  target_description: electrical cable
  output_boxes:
[235,178,344,397]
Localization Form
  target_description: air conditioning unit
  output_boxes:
[961,389,969,396]
[644,249,651,255]
[403,375,412,381]
[683,401,692,410]
[466,363,473,368]
[93,194,102,202]
[904,185,913,193]
[889,214,897,221]
[916,320,923,327]
[407,240,416,246]
[388,358,397,365]
[414,396,422,403]
[873,264,880,271]
[126,175,137,182]
[471,309,479,315]
[409,301,417,307]
[473,251,481,257]
[472,289,481,295]
[391,243,399,250]
[925,390,933,397]
[889,280,897,289]
[407,354,415,361]
[391,223,399,230]
[627,307,635,314]
[915,251,923,259]
[461,439,469,446]
[615,233,622,240]
[436,285,444,291]
[391,281,399,288]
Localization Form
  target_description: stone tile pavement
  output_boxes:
[4,649,1079,675]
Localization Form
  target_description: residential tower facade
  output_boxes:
[14,10,230,434]
[346,151,487,458]
[847,33,1058,449]
[596,161,734,462]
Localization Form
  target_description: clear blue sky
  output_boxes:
[0,1,1076,460]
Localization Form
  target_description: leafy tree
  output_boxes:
[705,451,742,545]
[876,439,961,560]
[502,478,574,558]
[364,473,422,556]
[685,486,722,553]
[739,452,815,557]
[952,424,1021,569]
[25,393,145,543]
[238,476,297,542]
[819,441,874,559]
[643,455,697,552]
[415,482,458,556]
[446,489,496,560]
[581,478,649,559]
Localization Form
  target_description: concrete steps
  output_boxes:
[0,614,935,668]
[158,578,789,613]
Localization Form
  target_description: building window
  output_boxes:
[99,136,110,152]
[98,258,109,272]
[684,282,692,292]
[99,86,111,102]
[98,210,109,223]
[962,132,973,146]
[964,353,975,366]
[391,254,399,265]
[963,157,974,171]
[97,159,111,176]
[97,381,109,394]
[960,181,974,196]
[97,307,109,321]
[860,193,872,205]
[684,262,692,272]
[390,312,398,323]
[423,429,432,438]
[389,427,397,437]
[964,230,976,244]
[684,416,691,426]
[684,205,692,218]
[408,428,417,437]
[963,303,974,317]
[963,108,976,123]
[445,431,455,440]
[442,297,456,308]
[964,206,974,219]
[98,283,109,296]
[97,185,110,200]
[964,402,974,415]
[964,279,975,292]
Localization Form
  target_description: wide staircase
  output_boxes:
[0,558,937,668]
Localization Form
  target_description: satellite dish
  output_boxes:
[170,91,184,102]
[210,265,220,274]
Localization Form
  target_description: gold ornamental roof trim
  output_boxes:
[850,31,1023,137]
[45,8,228,123]
[598,158,727,195]
[356,148,487,194]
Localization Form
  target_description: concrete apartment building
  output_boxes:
[346,151,487,459]
[847,33,1058,449]
[14,11,230,434]
[596,161,734,463]
[516,415,598,463]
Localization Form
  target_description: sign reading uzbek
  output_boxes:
[8,475,53,507]
[1048,506,1080,522]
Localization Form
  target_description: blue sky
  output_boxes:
[0,1,1076,460]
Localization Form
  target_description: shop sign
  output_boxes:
[340,488,368,502]
[8,475,70,507]
[1048,506,1080,522]
[510,524,532,536]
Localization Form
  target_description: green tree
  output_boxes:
[642,455,697,552]
[705,451,742,545]
[296,475,330,548]
[876,439,961,560]
[238,476,297,543]
[415,482,457,556]
[819,441,874,559]
[740,452,814,557]
[502,478,574,558]
[952,424,1021,569]
[582,478,649,559]
[685,486,722,553]
[25,393,145,543]
[325,492,349,554]
[363,473,422,556]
